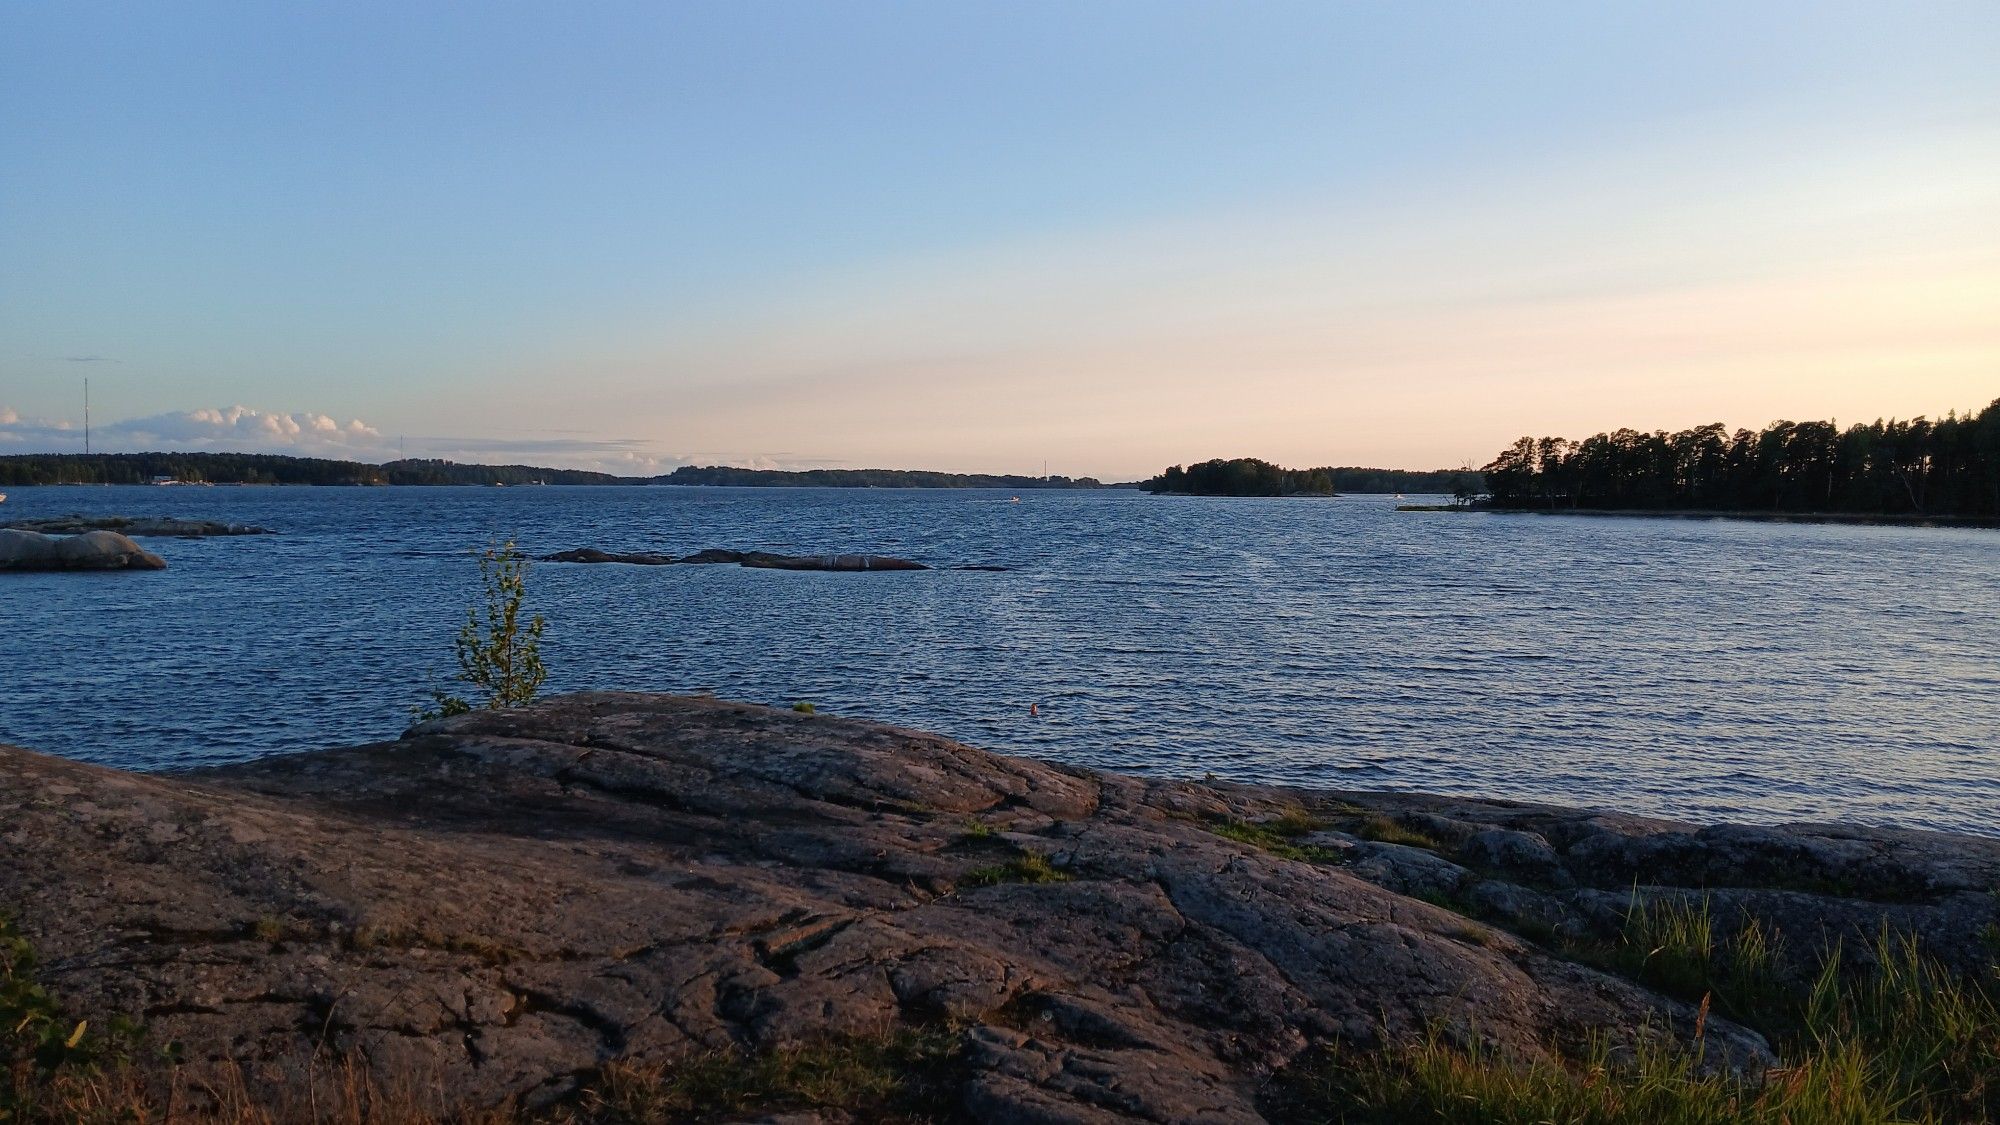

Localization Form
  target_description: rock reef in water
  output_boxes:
[540,546,682,565]
[543,547,930,571]
[3,514,273,537]
[3,693,1996,1119]
[0,527,168,570]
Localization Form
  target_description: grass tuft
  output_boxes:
[961,851,1070,887]
[1575,895,1795,1029]
[1271,1027,1902,1125]
[1269,917,2000,1125]
[1352,814,1442,850]
[1207,811,1346,863]
[580,1027,964,1122]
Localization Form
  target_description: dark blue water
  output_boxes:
[3,485,1996,835]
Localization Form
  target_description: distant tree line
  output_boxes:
[1324,466,1484,494]
[379,459,626,486]
[0,452,388,486]
[1482,399,2000,516]
[1147,459,1335,496]
[1145,458,1480,497]
[0,453,627,487]
[654,466,1111,488]
[0,453,1123,489]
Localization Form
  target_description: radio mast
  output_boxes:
[84,377,91,455]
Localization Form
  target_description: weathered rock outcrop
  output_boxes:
[543,548,929,571]
[0,527,168,571]
[738,551,927,572]
[542,547,680,565]
[3,695,1995,1120]
[3,515,272,537]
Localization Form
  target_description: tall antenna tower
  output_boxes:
[84,377,91,455]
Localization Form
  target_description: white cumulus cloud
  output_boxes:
[108,406,388,455]
[0,404,391,458]
[0,405,826,476]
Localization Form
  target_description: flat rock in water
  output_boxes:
[739,551,928,571]
[0,527,168,571]
[3,515,272,537]
[15,693,1995,1117]
[541,547,679,565]
[545,547,932,571]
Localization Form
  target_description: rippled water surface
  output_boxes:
[4,485,1996,834]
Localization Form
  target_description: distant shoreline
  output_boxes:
[0,452,1135,489]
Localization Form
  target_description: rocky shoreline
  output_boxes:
[3,693,1996,1120]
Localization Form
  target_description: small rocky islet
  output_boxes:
[1,514,274,538]
[0,515,272,572]
[543,547,930,571]
[543,548,1007,571]
[0,527,168,571]
[0,518,962,575]
[4,692,1996,1121]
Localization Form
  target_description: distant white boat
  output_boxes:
[0,492,7,503]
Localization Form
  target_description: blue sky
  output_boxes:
[3,2,1996,476]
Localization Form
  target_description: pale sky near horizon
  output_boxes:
[3,2,1997,478]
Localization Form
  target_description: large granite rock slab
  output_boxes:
[4,694,1995,1119]
[0,527,168,571]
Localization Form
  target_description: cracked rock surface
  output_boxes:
[3,693,1996,1121]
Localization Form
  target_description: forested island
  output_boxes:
[1145,457,1480,497]
[1482,399,2000,517]
[0,453,629,487]
[654,465,1111,488]
[0,454,1111,489]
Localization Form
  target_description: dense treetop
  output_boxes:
[1322,466,1484,494]
[1482,398,2000,517]
[1145,459,1479,496]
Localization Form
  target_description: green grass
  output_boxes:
[791,701,816,714]
[1566,895,1794,1030]
[1271,1027,1902,1125]
[2,917,145,1122]
[1351,814,1443,851]
[579,1027,965,1122]
[1207,811,1347,863]
[1269,914,2000,1125]
[961,851,1070,886]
